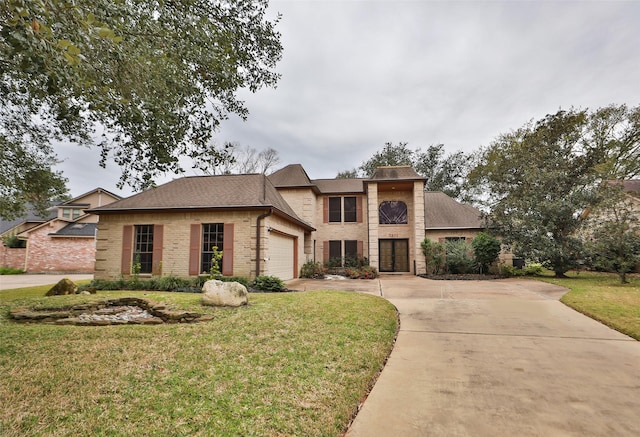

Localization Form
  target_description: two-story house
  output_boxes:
[89,165,487,280]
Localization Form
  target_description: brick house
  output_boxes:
[1,189,120,272]
[90,164,491,280]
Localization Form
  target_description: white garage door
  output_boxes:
[268,233,295,280]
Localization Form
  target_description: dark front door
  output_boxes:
[379,239,409,272]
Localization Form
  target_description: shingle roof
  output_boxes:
[622,180,640,196]
[51,223,97,237]
[269,164,314,188]
[312,178,366,194]
[0,203,60,235]
[424,192,484,229]
[370,166,425,181]
[89,174,314,230]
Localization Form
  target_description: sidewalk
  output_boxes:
[0,274,94,290]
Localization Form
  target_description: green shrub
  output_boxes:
[0,267,25,275]
[252,275,286,292]
[445,240,477,274]
[421,238,445,274]
[300,261,325,279]
[523,263,544,276]
[471,232,501,274]
[212,275,250,288]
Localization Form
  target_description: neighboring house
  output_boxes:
[0,189,120,273]
[1,203,60,270]
[91,164,492,280]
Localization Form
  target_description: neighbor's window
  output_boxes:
[379,201,408,224]
[62,208,82,220]
[134,225,154,274]
[329,197,342,222]
[343,197,357,222]
[201,223,224,273]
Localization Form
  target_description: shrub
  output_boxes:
[300,261,325,279]
[523,263,544,276]
[445,240,477,274]
[421,238,445,274]
[0,267,25,275]
[471,232,501,274]
[2,234,26,248]
[252,275,286,292]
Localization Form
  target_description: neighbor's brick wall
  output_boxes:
[0,246,26,270]
[25,222,96,273]
[95,211,263,280]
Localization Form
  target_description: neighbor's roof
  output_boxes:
[621,180,640,196]
[424,192,484,229]
[369,166,426,181]
[0,202,60,235]
[88,174,314,231]
[50,222,97,237]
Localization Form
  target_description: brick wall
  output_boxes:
[25,222,96,273]
[95,210,266,280]
[0,246,26,270]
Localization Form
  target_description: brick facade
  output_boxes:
[0,246,26,270]
[25,221,96,273]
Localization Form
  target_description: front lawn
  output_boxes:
[0,287,398,436]
[535,271,640,340]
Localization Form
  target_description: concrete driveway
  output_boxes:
[289,275,640,436]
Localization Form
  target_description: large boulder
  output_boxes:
[46,278,78,296]
[201,280,248,307]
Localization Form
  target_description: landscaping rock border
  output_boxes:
[9,297,214,326]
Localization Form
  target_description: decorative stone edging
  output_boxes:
[9,297,214,326]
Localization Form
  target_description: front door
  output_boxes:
[379,239,409,272]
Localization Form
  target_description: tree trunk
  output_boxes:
[620,272,628,284]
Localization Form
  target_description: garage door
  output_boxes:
[268,233,295,280]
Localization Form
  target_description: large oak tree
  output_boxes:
[1,0,282,219]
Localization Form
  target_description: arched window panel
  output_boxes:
[379,201,408,224]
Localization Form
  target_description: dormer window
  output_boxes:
[61,208,82,220]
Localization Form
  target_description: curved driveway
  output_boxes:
[289,275,640,436]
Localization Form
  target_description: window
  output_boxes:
[329,197,341,222]
[379,201,408,224]
[62,208,82,220]
[344,240,358,264]
[329,240,342,263]
[445,237,466,243]
[134,225,154,274]
[201,223,224,274]
[343,197,357,222]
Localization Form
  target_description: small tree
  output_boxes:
[208,246,223,278]
[445,240,477,274]
[472,232,501,274]
[421,238,445,275]
[584,188,640,284]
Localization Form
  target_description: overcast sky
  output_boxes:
[54,0,640,198]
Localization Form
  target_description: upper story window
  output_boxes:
[328,196,358,223]
[379,201,408,224]
[61,208,82,220]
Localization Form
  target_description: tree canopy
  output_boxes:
[340,142,476,200]
[470,105,640,277]
[1,0,282,219]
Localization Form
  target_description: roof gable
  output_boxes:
[269,164,314,188]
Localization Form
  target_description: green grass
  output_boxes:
[0,267,25,275]
[0,286,398,436]
[534,271,640,340]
